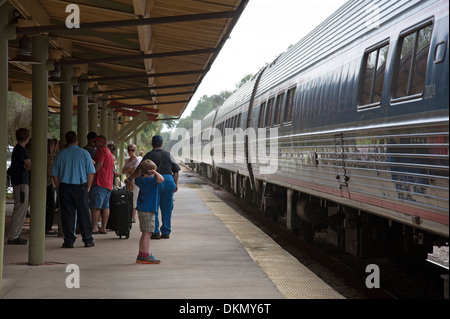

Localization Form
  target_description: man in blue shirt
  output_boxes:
[52,131,96,248]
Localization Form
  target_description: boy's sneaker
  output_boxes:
[136,253,161,264]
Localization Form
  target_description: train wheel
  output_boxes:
[298,220,315,243]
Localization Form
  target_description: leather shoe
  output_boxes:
[151,232,161,239]
[62,242,74,248]
[7,237,28,245]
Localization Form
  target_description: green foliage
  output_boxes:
[7,92,32,145]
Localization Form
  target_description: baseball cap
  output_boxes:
[94,135,107,143]
[152,135,163,145]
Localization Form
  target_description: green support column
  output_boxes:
[113,113,119,145]
[28,35,49,265]
[89,102,98,133]
[60,65,73,145]
[88,86,98,134]
[118,141,124,179]
[77,80,88,147]
[100,97,108,137]
[58,65,73,237]
[0,4,16,293]
[107,109,114,140]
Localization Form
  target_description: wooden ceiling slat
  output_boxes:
[7,0,249,117]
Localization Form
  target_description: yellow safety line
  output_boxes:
[196,188,345,299]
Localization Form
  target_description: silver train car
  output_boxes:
[187,0,449,258]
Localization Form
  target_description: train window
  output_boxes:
[359,42,389,108]
[274,92,285,126]
[237,113,242,128]
[284,87,296,123]
[393,22,433,99]
[258,102,266,128]
[265,97,275,127]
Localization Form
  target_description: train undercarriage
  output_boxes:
[190,162,447,261]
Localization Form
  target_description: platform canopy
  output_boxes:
[7,0,249,118]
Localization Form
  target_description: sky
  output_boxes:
[178,0,349,119]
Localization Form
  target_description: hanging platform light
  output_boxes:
[72,84,82,96]
[9,35,42,65]
[48,66,69,84]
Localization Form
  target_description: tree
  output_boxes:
[175,90,233,131]
[235,74,253,89]
[7,92,32,145]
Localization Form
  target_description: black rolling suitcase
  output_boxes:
[108,188,133,239]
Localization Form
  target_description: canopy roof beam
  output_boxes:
[92,82,198,95]
[16,10,237,35]
[55,47,218,66]
[79,69,205,83]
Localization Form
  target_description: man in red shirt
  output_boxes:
[89,135,114,234]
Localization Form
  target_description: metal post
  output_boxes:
[77,80,88,147]
[28,35,49,265]
[0,4,16,293]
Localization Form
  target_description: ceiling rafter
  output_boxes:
[7,0,249,117]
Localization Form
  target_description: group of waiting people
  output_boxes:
[7,128,180,264]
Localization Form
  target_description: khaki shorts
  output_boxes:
[137,211,156,233]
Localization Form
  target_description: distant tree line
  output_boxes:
[161,73,253,151]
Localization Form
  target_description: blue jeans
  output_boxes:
[154,175,176,235]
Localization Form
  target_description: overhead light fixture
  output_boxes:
[73,85,82,96]
[48,66,68,84]
[9,35,42,65]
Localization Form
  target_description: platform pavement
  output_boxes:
[1,169,344,300]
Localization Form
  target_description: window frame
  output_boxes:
[283,86,296,124]
[273,92,285,126]
[391,18,434,103]
[265,97,275,127]
[258,102,266,128]
[357,39,390,110]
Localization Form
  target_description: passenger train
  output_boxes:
[185,0,449,258]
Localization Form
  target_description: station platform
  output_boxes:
[1,168,344,300]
